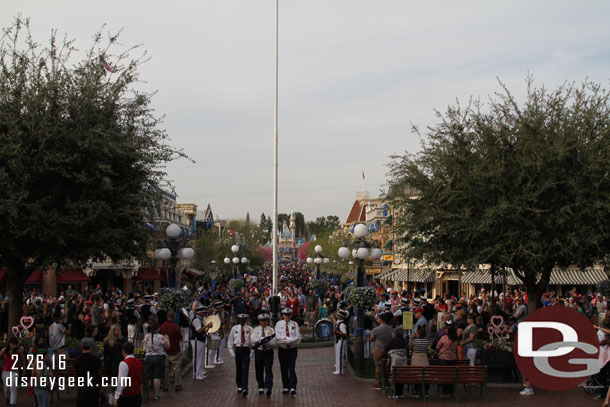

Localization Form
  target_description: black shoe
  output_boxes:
[258,388,264,394]
[242,389,248,397]
[282,388,289,394]
[237,388,243,394]
[289,389,296,396]
[266,388,272,397]
[175,385,183,392]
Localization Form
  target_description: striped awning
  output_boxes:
[461,269,521,286]
[393,268,435,283]
[548,267,607,285]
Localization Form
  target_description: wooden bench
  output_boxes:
[390,365,487,402]
[380,358,468,395]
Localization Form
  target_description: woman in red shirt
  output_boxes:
[286,291,300,319]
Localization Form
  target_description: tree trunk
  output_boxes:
[522,266,551,315]
[6,260,26,339]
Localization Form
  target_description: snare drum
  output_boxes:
[207,334,220,350]
[314,318,335,341]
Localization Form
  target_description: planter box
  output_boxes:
[480,350,520,383]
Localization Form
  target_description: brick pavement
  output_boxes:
[29,346,598,407]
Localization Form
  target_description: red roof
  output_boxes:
[345,200,367,224]
[25,269,42,284]
[57,269,90,283]
[135,268,163,281]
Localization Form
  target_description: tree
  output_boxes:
[192,231,218,271]
[305,215,341,238]
[0,18,186,333]
[307,230,353,276]
[387,78,610,311]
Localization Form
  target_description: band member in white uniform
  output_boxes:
[228,313,253,396]
[333,310,348,374]
[208,301,226,366]
[250,313,276,397]
[191,306,212,380]
[275,308,301,396]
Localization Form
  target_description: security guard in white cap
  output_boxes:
[333,310,348,375]
[250,313,276,397]
[228,313,252,396]
[275,308,301,396]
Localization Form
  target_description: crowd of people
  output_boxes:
[0,260,607,406]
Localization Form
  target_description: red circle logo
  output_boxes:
[513,306,600,391]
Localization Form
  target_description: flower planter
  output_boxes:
[480,350,520,383]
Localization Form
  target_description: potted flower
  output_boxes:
[229,278,245,291]
[158,287,189,310]
[344,286,377,311]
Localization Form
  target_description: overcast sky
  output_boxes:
[4,1,610,223]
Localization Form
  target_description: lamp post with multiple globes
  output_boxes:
[224,245,247,280]
[153,223,195,288]
[338,223,383,376]
[306,245,329,280]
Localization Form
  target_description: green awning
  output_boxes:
[384,239,393,249]
[383,214,393,225]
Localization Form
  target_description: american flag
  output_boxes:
[99,57,115,73]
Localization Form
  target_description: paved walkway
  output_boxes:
[36,346,598,407]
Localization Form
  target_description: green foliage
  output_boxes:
[310,279,327,294]
[340,275,350,285]
[0,17,187,269]
[307,230,353,275]
[344,286,377,310]
[158,288,189,310]
[0,17,188,333]
[305,215,341,238]
[387,77,610,308]
[229,278,245,291]
[228,219,268,248]
[192,231,218,270]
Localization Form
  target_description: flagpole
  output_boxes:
[272,0,279,298]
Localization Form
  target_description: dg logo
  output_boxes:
[514,305,601,391]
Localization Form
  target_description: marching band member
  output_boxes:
[208,301,226,366]
[228,313,253,396]
[191,306,212,380]
[333,310,348,375]
[141,295,156,339]
[275,308,301,396]
[251,313,276,397]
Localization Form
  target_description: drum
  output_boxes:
[207,337,220,350]
[314,318,335,341]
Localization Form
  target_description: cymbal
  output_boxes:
[203,315,221,333]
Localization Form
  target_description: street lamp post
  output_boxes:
[338,223,383,377]
[154,223,195,288]
[306,245,329,280]
[224,245,247,280]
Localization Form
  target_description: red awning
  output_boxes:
[0,268,6,284]
[57,269,90,283]
[160,268,168,280]
[135,268,163,281]
[25,269,42,284]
